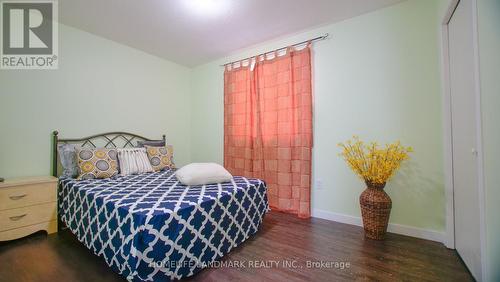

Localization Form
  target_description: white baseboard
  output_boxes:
[311,209,445,243]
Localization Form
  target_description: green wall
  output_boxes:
[190,0,446,232]
[0,24,192,177]
[477,0,500,280]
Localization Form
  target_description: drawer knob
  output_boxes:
[9,194,27,200]
[9,214,27,221]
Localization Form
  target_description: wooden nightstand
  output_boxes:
[0,176,58,241]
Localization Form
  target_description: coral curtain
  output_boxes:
[224,45,312,218]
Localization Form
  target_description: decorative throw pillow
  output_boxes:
[144,145,175,171]
[57,143,78,178]
[175,163,232,186]
[136,140,166,148]
[117,148,154,176]
[76,147,119,180]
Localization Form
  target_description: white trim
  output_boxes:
[312,209,361,226]
[311,209,445,243]
[470,0,487,280]
[440,0,459,249]
[440,0,487,280]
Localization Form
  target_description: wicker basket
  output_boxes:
[359,182,392,240]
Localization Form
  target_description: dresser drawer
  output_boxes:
[0,220,57,241]
[0,202,57,232]
[0,182,57,210]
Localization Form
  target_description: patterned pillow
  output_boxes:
[76,147,119,180]
[144,145,175,171]
[117,148,154,176]
[136,140,166,148]
[57,143,78,178]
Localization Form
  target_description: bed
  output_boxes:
[53,131,269,281]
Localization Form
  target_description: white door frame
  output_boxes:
[440,0,487,280]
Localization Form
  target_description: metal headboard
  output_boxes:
[51,130,165,177]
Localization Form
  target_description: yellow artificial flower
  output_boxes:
[338,136,412,185]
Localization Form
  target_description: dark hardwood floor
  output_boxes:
[0,211,472,282]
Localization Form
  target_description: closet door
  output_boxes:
[448,0,482,279]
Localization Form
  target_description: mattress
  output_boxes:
[58,169,269,281]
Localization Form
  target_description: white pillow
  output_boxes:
[117,148,154,176]
[175,163,232,186]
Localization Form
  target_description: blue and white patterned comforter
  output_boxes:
[58,169,269,281]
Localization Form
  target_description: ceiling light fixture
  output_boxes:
[183,0,230,17]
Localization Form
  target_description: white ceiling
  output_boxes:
[59,0,404,67]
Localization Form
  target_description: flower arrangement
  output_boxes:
[338,136,412,186]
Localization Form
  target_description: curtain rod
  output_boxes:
[220,33,329,67]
